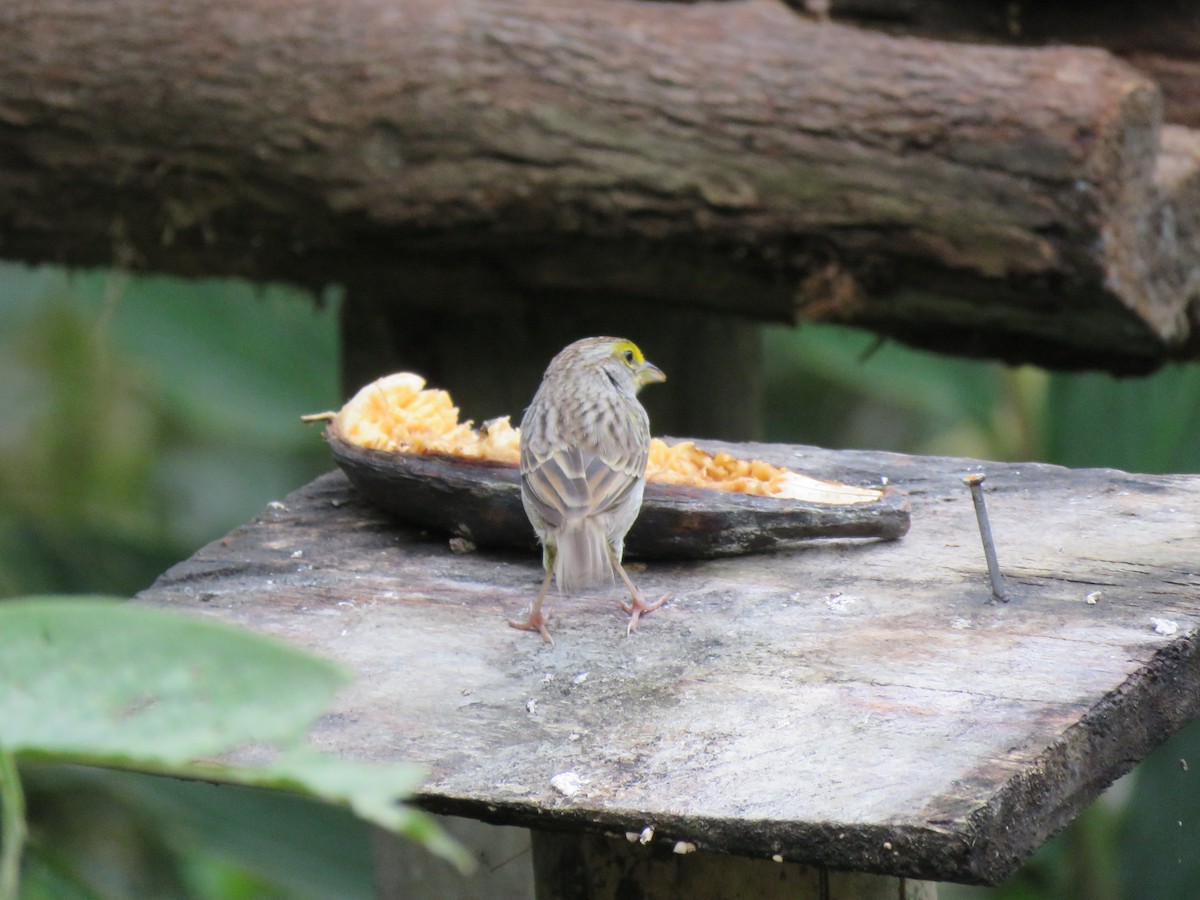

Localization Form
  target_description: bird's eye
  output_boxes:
[623,349,635,365]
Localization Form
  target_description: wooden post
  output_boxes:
[531,831,936,900]
[340,287,764,442]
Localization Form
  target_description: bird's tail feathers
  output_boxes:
[553,518,613,592]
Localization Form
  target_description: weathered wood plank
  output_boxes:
[135,441,1200,884]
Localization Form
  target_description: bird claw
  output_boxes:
[622,593,668,635]
[509,611,555,645]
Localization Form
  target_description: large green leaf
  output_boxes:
[0,598,471,884]
[0,598,345,763]
[214,751,463,866]
[78,769,378,900]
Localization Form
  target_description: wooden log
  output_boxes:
[821,0,1200,127]
[4,0,1200,372]
[135,438,1200,885]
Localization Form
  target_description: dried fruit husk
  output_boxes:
[307,371,910,557]
[323,424,910,559]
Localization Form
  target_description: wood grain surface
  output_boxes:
[136,440,1200,884]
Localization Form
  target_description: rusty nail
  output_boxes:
[964,473,1007,602]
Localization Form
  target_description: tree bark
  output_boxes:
[3,0,1200,372]
[823,0,1200,127]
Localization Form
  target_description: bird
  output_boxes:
[509,337,667,643]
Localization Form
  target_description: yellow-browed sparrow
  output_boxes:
[510,337,667,642]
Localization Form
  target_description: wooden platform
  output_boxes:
[134,440,1200,885]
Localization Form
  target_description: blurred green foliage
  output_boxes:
[3,261,1199,897]
[0,265,339,597]
[0,265,354,898]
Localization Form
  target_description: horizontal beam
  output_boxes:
[3,0,1200,372]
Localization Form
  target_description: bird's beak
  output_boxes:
[637,361,666,386]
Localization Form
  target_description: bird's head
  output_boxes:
[542,336,666,397]
[608,338,665,389]
[565,336,665,394]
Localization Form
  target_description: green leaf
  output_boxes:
[0,597,469,878]
[211,751,473,872]
[25,766,377,900]
[0,598,346,764]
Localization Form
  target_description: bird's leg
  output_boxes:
[509,566,556,644]
[612,551,667,635]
